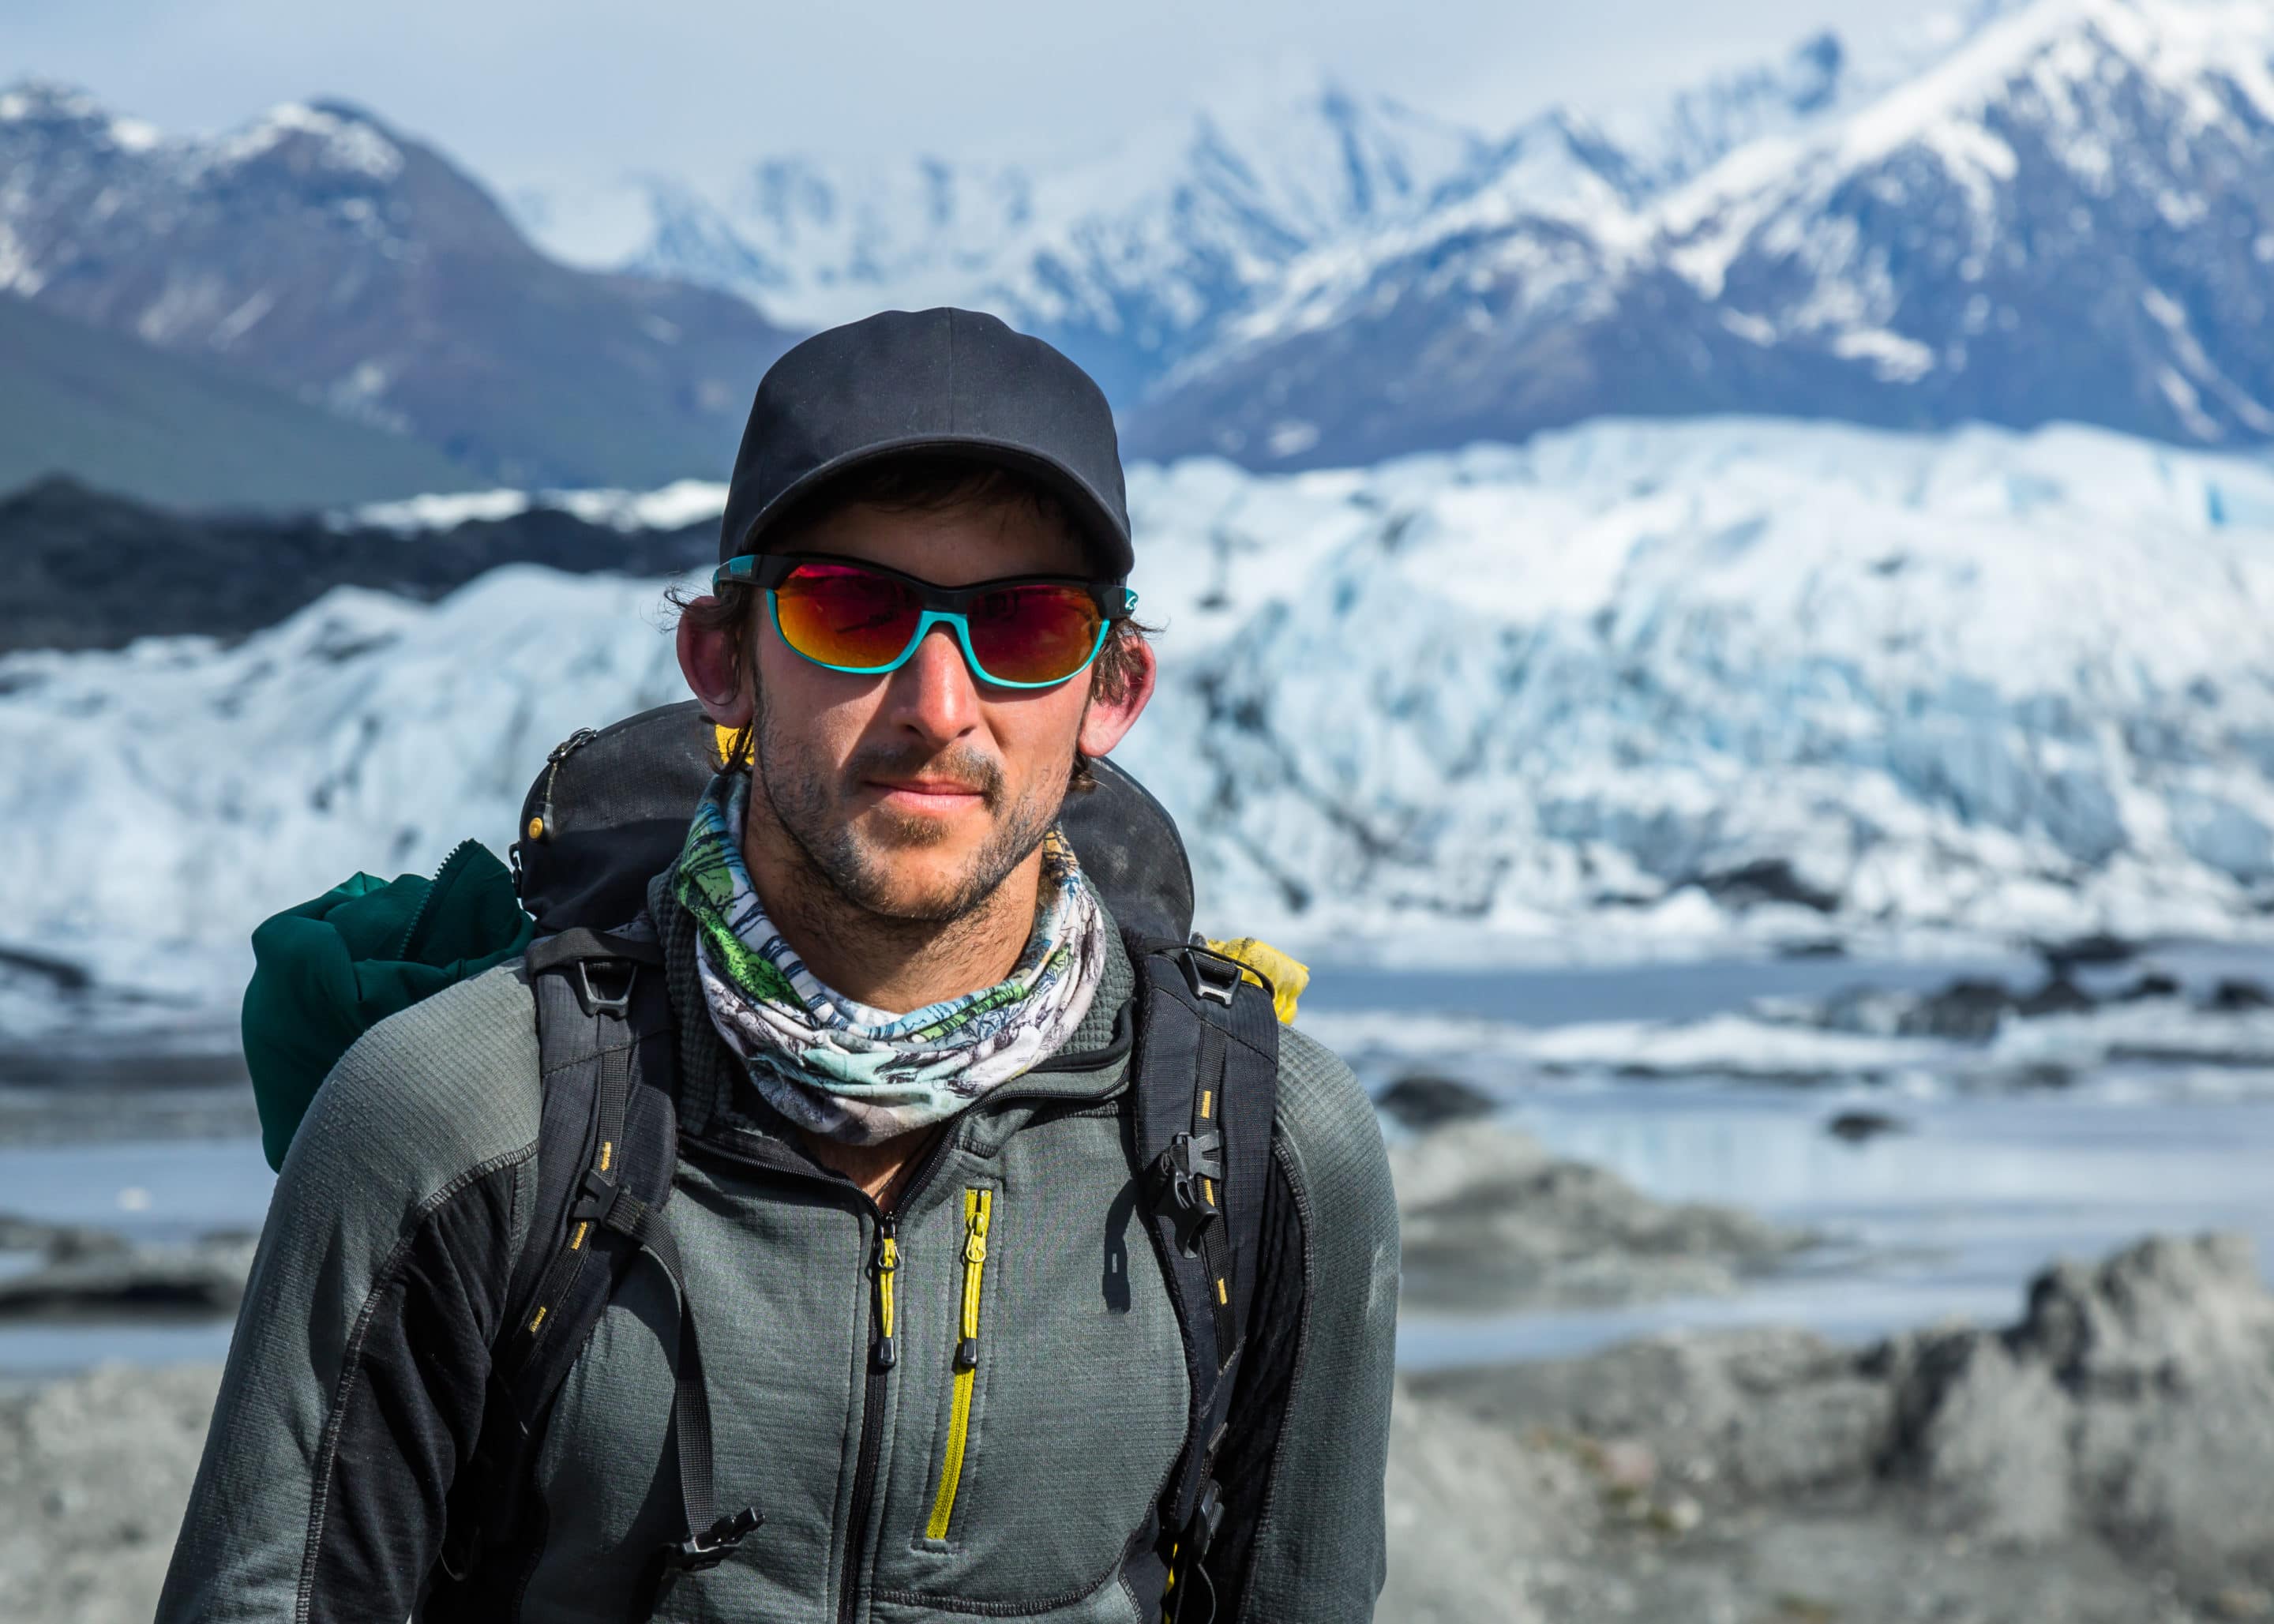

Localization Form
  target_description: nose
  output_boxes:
[883,619,982,746]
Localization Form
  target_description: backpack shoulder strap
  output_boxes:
[497,929,674,1420]
[434,928,758,1616]
[1126,934,1280,1620]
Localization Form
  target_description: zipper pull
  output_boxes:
[529,727,601,844]
[546,727,600,765]
[955,1193,990,1371]
[873,1215,899,1371]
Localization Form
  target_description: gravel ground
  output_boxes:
[1391,1232,2274,1624]
[13,1130,2270,1621]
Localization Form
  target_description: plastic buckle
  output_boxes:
[1180,947,1241,1007]
[1157,1129,1223,1216]
[575,959,638,1021]
[569,1165,618,1225]
[1184,1480,1225,1561]
[435,1514,482,1584]
[668,1506,762,1573]
[1165,1480,1227,1623]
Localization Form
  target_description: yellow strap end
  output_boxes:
[1202,937,1310,1025]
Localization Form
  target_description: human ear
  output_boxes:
[1075,636,1157,759]
[676,600,756,729]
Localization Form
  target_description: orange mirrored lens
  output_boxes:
[773,563,921,668]
[965,583,1103,684]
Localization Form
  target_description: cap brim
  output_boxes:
[730,433,1134,581]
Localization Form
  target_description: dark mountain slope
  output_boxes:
[0,84,801,489]
[0,293,481,508]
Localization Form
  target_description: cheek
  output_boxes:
[755,639,875,758]
[981,688,1089,783]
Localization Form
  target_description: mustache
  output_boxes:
[842,741,1004,806]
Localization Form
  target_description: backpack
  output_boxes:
[250,703,1287,1620]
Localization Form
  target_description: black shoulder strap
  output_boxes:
[1127,936,1279,1622]
[432,929,758,1617]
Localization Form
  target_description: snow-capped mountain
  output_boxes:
[12,415,2274,1037]
[526,39,1899,405]
[0,81,797,489]
[535,84,1499,403]
[13,0,2267,495]
[1127,0,2274,466]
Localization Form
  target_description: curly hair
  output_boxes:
[668,456,1154,792]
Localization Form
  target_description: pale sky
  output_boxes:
[7,1,1905,210]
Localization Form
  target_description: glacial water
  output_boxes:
[6,945,2274,1376]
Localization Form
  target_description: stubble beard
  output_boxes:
[752,685,1068,925]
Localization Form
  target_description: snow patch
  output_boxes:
[350,489,535,533]
[345,479,729,535]
[1721,309,1777,346]
[1832,327,1938,381]
[214,103,403,182]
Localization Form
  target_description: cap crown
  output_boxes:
[717,307,1132,578]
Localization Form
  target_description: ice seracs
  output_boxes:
[12,415,2274,1032]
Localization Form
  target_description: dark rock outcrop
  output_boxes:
[0,1218,253,1320]
[1393,1127,1811,1311]
[1825,1108,1906,1144]
[1376,1073,1499,1131]
[0,477,712,655]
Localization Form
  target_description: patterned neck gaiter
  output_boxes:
[674,770,1108,1145]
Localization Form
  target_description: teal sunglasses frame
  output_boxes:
[715,552,1139,690]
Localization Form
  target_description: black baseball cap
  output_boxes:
[717,307,1133,580]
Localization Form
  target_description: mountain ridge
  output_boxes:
[0,291,481,509]
[531,82,1502,403]
[1128,0,2274,464]
[12,0,2274,486]
[519,0,2274,468]
[0,80,801,492]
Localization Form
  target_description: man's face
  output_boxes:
[678,495,1155,924]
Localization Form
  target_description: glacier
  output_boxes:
[9,414,2274,1039]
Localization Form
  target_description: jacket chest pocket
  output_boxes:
[913,1185,995,1546]
[889,1176,1190,1606]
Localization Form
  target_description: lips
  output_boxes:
[845,743,1004,813]
[865,777,987,807]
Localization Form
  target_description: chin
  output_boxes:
[835,831,996,921]
[859,804,969,850]
[855,872,996,925]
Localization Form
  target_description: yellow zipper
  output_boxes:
[924,1187,993,1540]
[874,1214,900,1369]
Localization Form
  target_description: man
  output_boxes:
[159,308,1398,1622]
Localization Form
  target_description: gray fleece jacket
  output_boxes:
[157,873,1398,1622]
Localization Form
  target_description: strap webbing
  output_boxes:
[1129,938,1280,1585]
[1191,1022,1240,1361]
[504,977,636,1384]
[599,1191,760,1592]
[482,939,759,1607]
[523,927,664,976]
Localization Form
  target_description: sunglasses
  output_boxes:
[715,553,1137,689]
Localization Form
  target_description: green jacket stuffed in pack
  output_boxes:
[241,839,532,1170]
